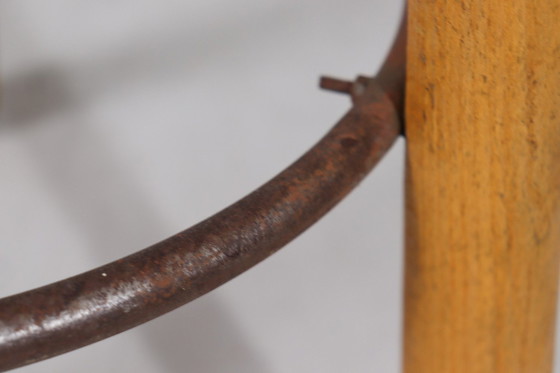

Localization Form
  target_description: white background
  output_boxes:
[0,1,556,372]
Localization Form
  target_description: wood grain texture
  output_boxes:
[404,1,560,372]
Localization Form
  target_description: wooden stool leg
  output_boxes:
[403,1,560,372]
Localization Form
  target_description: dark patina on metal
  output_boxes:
[0,13,406,372]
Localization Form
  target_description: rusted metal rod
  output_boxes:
[0,15,406,372]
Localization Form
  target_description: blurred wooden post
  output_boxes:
[404,1,560,372]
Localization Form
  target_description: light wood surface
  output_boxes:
[404,1,560,372]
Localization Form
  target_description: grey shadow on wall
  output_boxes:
[0,5,301,372]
